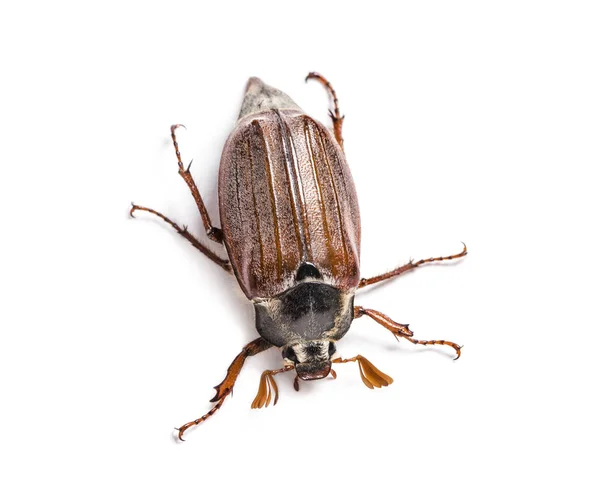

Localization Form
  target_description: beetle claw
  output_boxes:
[305,71,318,83]
[174,427,186,442]
[171,124,186,133]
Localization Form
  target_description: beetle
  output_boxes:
[131,73,467,440]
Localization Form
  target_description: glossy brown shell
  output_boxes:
[219,109,360,300]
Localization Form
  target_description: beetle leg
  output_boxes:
[358,243,467,289]
[251,365,295,409]
[130,204,231,272]
[305,72,345,150]
[175,396,228,441]
[354,306,462,360]
[170,124,224,243]
[331,355,393,389]
[175,338,273,441]
[211,338,273,402]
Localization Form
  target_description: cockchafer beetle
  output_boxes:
[131,73,467,440]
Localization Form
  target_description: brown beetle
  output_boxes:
[131,73,467,440]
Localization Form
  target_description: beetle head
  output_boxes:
[282,340,336,380]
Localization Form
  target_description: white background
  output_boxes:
[1,1,599,501]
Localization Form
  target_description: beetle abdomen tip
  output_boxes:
[239,77,303,120]
[245,76,264,91]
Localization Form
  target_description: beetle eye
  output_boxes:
[328,342,336,357]
[282,347,298,363]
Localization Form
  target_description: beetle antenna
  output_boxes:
[331,355,393,389]
[251,365,294,409]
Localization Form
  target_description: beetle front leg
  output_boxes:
[354,306,462,360]
[305,72,345,150]
[211,338,273,402]
[176,338,272,440]
[358,243,467,289]
[175,398,228,441]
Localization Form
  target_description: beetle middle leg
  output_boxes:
[176,338,272,440]
[170,124,224,243]
[354,306,462,360]
[358,243,467,289]
[305,72,345,150]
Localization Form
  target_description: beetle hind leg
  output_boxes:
[305,72,345,150]
[175,395,228,441]
[129,204,231,271]
[354,306,462,360]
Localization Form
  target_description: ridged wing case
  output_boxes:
[219,82,360,300]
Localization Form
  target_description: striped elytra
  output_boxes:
[219,108,360,300]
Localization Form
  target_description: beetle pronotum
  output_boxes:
[131,73,467,440]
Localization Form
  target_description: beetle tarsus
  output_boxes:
[305,71,345,149]
[402,337,462,360]
[176,396,228,441]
